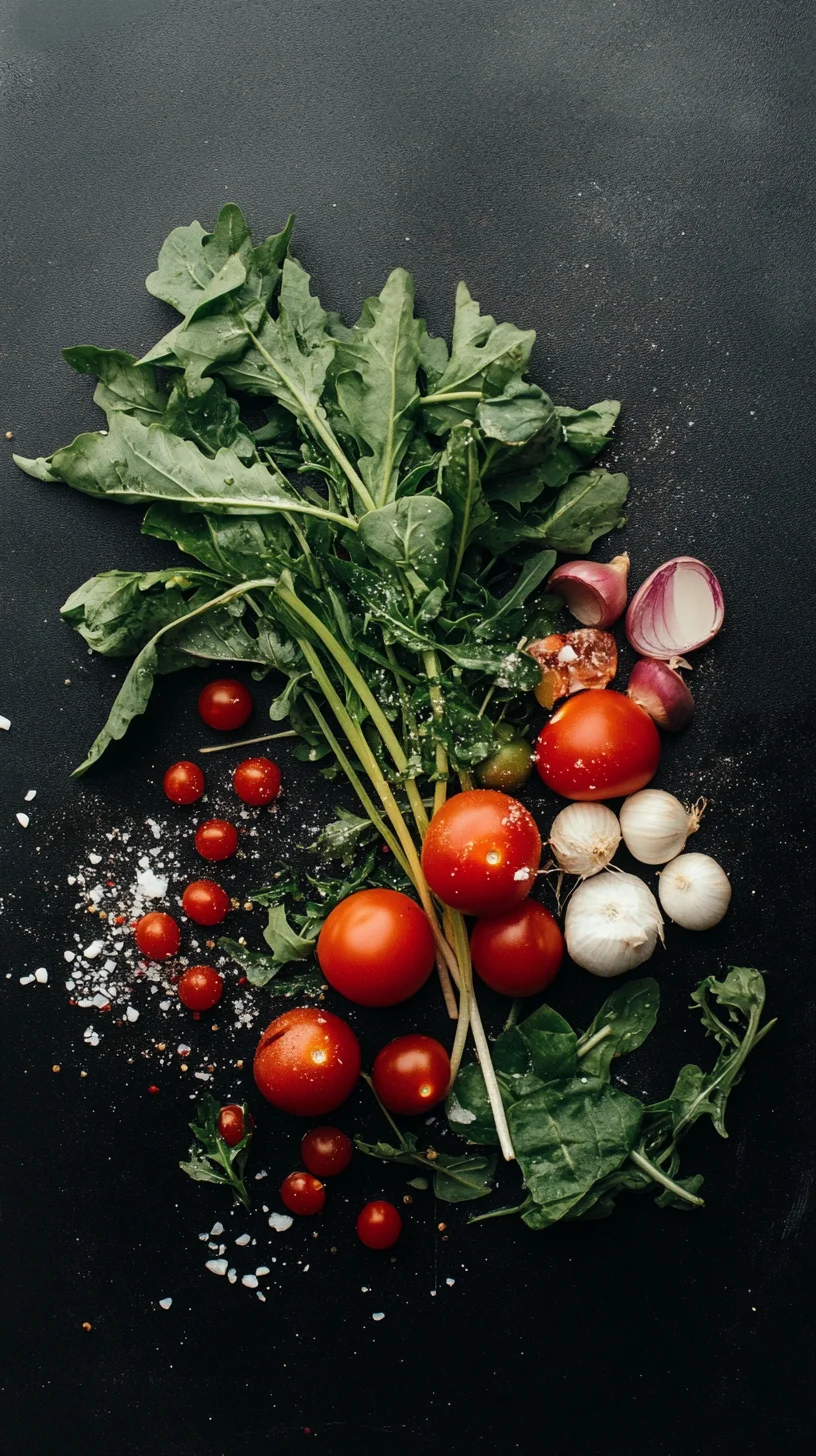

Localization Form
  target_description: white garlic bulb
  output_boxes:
[549,802,621,878]
[565,870,664,977]
[658,853,731,930]
[619,789,704,865]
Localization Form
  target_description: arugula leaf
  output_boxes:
[438,424,492,586]
[179,1092,253,1207]
[310,807,378,863]
[422,282,534,432]
[334,268,422,505]
[578,978,660,1079]
[359,496,453,586]
[141,503,294,583]
[12,453,61,482]
[262,904,317,963]
[477,379,558,448]
[480,468,629,555]
[217,938,324,995]
[557,399,621,456]
[60,568,215,656]
[62,346,168,425]
[146,205,293,314]
[472,551,556,640]
[217,257,335,416]
[432,1152,497,1204]
[164,375,255,459]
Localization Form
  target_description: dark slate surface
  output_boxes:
[1,2,814,1452]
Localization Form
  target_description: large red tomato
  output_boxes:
[420,789,542,916]
[470,900,563,997]
[254,1007,361,1116]
[316,889,435,1007]
[536,690,660,801]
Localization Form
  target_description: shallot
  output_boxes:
[626,558,724,659]
[546,553,630,627]
[564,870,664,977]
[658,853,731,930]
[549,802,621,878]
[619,789,704,865]
[627,657,695,732]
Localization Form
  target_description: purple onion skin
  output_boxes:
[626,557,724,659]
[547,554,629,628]
[627,658,695,732]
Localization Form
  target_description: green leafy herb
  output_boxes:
[179,1093,253,1207]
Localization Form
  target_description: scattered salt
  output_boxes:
[84,941,104,960]
[268,1213,293,1232]
[24,790,36,802]
[34,968,48,984]
[19,974,34,986]
[0,715,10,730]
[158,1297,173,1310]
[126,1007,139,1023]
[64,950,75,962]
[446,1278,455,1287]
[210,1222,224,1236]
[235,1234,251,1246]
[135,867,168,899]
[241,1274,258,1289]
[16,813,29,829]
[88,853,102,865]
[372,1312,385,1322]
[227,1268,237,1284]
[205,1259,228,1277]
[255,1266,270,1277]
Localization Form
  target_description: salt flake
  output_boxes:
[205,1259,228,1277]
[158,1297,173,1310]
[34,968,48,984]
[16,813,29,829]
[268,1213,293,1232]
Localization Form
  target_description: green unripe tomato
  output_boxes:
[475,725,534,792]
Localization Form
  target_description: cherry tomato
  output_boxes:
[280,1171,326,1216]
[198,678,253,731]
[233,756,282,806]
[194,819,239,862]
[536,690,661,801]
[301,1125,353,1178]
[356,1200,402,1250]
[178,964,223,1011]
[475,725,533,792]
[471,900,563,997]
[134,911,180,961]
[372,1035,451,1116]
[163,760,205,805]
[316,889,435,1007]
[254,1007,361,1116]
[421,789,542,917]
[217,1103,251,1148]
[182,879,231,926]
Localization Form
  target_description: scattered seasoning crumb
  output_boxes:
[148,1085,159,1095]
[81,1322,92,1332]
[158,1297,173,1310]
[437,1222,447,1232]
[52,1064,61,1074]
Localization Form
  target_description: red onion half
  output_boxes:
[626,557,724,659]
[627,658,694,732]
[547,553,629,627]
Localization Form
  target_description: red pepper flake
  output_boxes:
[238,976,247,985]
[148,1085,160,1095]
[100,1003,111,1013]
[115,916,126,925]
[192,1011,201,1021]
[381,844,390,854]
[68,998,77,1006]
[106,880,116,887]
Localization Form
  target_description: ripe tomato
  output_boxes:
[178,964,223,1011]
[536,690,661,801]
[134,911,180,961]
[421,789,542,916]
[254,1007,361,1116]
[471,900,563,997]
[163,760,205,805]
[316,889,435,1007]
[182,879,231,926]
[194,819,239,862]
[280,1170,326,1216]
[356,1200,402,1250]
[217,1104,251,1148]
[372,1035,451,1115]
[301,1126,353,1178]
[475,725,533,792]
[198,678,253,731]
[233,756,282,806]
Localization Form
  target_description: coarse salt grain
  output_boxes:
[34,968,48,984]
[0,715,10,730]
[84,941,104,960]
[227,1268,237,1284]
[16,814,29,829]
[19,974,34,985]
[205,1259,228,1277]
[126,1007,139,1023]
[88,854,102,865]
[64,951,75,962]
[235,1234,251,1246]
[241,1274,258,1289]
[268,1213,293,1232]
[255,1266,270,1277]
[24,790,36,802]
[158,1298,173,1310]
[372,1312,385,1322]
[210,1222,224,1236]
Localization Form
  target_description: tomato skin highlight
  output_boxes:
[217,1104,250,1148]
[372,1035,451,1116]
[535,690,661,801]
[233,757,282,806]
[356,1200,402,1250]
[421,789,542,916]
[194,819,239,862]
[471,900,564,997]
[317,889,435,1007]
[280,1170,326,1216]
[254,1007,361,1116]
[198,678,253,731]
[163,760,205,805]
[301,1126,353,1178]
[182,879,231,926]
[178,964,223,1011]
[475,726,533,792]
[134,911,181,961]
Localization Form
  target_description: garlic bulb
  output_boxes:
[658,853,731,930]
[549,802,621,878]
[565,870,664,977]
[619,789,704,865]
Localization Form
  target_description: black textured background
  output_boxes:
[1,2,814,1453]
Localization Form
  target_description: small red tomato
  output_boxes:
[233,757,282,806]
[182,879,231,926]
[317,888,435,1007]
[372,1035,451,1116]
[280,1171,326,1216]
[178,964,223,1011]
[198,678,253,731]
[134,911,181,961]
[217,1103,251,1148]
[163,760,205,805]
[300,1125,353,1178]
[254,1007,361,1116]
[194,819,239,862]
[421,789,542,917]
[471,900,564,997]
[356,1200,402,1250]
[535,690,661,801]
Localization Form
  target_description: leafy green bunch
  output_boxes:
[16,204,629,1159]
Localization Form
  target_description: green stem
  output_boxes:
[577,1025,614,1059]
[629,1148,705,1207]
[245,325,376,513]
[423,649,449,816]
[198,729,298,754]
[468,1200,530,1226]
[284,512,321,589]
[445,908,471,1085]
[419,390,483,405]
[362,1073,410,1149]
[450,434,479,593]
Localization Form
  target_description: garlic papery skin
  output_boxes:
[565,870,664,977]
[549,802,621,877]
[547,553,630,628]
[619,789,704,865]
[658,853,731,930]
